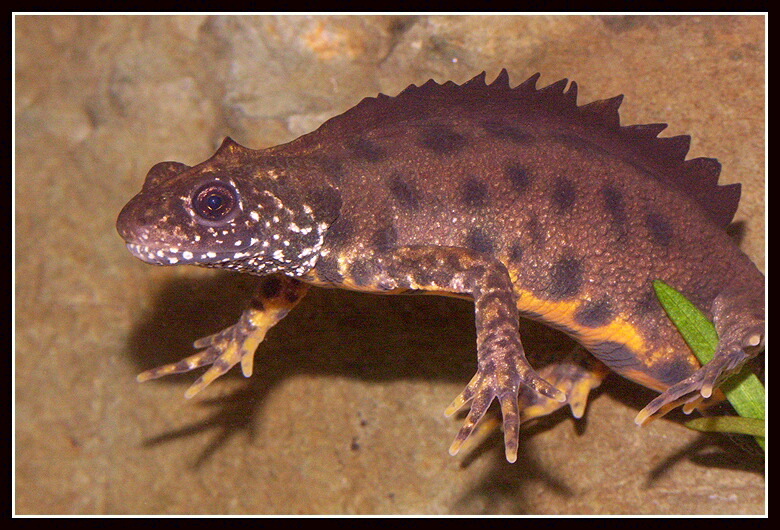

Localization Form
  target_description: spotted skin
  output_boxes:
[117,70,764,462]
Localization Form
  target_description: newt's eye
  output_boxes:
[193,182,238,222]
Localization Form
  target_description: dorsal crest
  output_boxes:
[289,69,740,229]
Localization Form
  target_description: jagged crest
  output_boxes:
[296,69,741,228]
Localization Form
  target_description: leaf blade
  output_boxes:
[653,280,765,450]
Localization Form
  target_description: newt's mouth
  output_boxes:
[124,242,248,266]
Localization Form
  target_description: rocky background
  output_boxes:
[15,15,764,514]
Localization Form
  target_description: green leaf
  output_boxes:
[653,280,765,450]
[685,416,765,437]
[652,280,718,362]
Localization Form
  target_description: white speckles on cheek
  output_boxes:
[182,251,194,260]
[250,211,260,222]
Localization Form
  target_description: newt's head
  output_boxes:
[117,137,342,276]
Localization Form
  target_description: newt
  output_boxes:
[117,70,765,462]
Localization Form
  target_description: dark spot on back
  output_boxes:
[349,137,386,162]
[372,224,398,252]
[388,172,421,210]
[547,254,582,299]
[601,184,628,237]
[508,242,524,263]
[505,163,532,193]
[466,227,495,255]
[462,177,489,208]
[526,216,545,245]
[419,125,466,154]
[573,298,613,328]
[590,341,640,369]
[653,357,696,386]
[482,120,534,143]
[551,176,576,212]
[645,212,673,247]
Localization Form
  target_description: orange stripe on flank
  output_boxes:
[513,287,649,358]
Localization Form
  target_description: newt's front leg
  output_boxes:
[137,275,308,397]
[439,254,566,463]
[331,246,566,463]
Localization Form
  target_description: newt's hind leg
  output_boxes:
[448,345,607,460]
[516,346,608,423]
[635,284,764,425]
[137,275,308,398]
